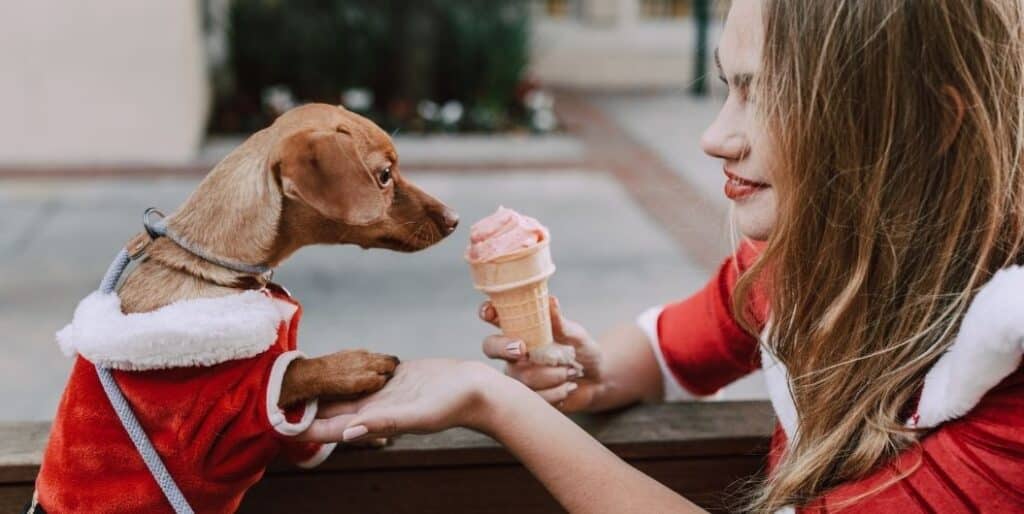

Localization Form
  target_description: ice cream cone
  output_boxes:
[469,240,556,354]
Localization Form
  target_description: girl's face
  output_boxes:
[701,0,777,241]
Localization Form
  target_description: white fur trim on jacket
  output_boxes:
[636,306,697,402]
[760,339,799,440]
[641,265,1024,436]
[911,266,1024,428]
[56,290,292,371]
[266,351,319,436]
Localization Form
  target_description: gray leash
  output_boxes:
[142,208,272,276]
[95,247,195,514]
[89,207,276,513]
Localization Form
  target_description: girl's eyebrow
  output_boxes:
[714,48,754,93]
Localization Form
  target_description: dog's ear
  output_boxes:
[272,129,386,225]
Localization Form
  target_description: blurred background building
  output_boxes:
[0,0,723,165]
[0,2,209,165]
[531,0,723,90]
[1,1,761,423]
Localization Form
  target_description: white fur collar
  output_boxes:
[763,265,1024,437]
[56,290,297,371]
[912,266,1024,428]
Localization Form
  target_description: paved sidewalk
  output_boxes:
[201,133,589,170]
[591,92,727,211]
[577,91,766,403]
[555,91,732,270]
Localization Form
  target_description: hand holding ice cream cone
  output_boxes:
[480,294,604,412]
[466,207,579,367]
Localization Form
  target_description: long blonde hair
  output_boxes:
[735,1,1024,511]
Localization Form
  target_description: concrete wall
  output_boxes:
[530,0,723,91]
[0,1,209,165]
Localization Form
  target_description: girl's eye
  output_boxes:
[378,167,392,186]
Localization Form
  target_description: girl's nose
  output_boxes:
[700,108,749,162]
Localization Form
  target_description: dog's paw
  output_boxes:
[317,349,400,399]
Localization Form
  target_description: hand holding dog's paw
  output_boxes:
[297,359,501,444]
[279,349,399,408]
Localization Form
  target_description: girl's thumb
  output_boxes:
[344,410,401,441]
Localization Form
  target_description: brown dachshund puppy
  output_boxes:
[119,103,458,407]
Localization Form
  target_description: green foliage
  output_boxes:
[434,1,530,130]
[214,0,531,133]
[230,0,389,96]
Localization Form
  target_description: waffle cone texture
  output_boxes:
[468,240,556,351]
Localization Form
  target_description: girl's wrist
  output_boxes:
[463,363,539,434]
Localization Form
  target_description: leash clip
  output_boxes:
[143,208,167,239]
[124,207,167,260]
[126,233,152,260]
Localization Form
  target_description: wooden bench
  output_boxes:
[0,401,773,513]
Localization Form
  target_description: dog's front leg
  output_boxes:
[279,350,399,408]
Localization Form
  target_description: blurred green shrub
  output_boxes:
[211,0,533,134]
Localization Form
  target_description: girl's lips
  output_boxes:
[723,169,770,200]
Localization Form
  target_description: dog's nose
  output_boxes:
[438,208,459,235]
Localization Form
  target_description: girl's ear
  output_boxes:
[938,85,966,156]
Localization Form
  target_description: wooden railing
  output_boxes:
[0,401,774,513]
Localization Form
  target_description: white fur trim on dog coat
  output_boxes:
[56,290,294,371]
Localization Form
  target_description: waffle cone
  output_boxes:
[486,279,553,351]
[468,240,556,352]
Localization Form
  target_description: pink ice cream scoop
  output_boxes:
[466,206,549,263]
[465,206,576,367]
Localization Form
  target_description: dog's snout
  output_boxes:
[435,208,460,235]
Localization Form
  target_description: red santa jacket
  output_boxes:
[37,286,334,513]
[637,240,1024,512]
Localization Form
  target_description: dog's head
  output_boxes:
[268,104,458,252]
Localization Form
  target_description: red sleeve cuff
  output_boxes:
[636,305,698,401]
[655,245,765,396]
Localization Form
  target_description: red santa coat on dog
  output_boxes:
[638,241,1024,512]
[36,286,334,513]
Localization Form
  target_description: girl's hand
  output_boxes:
[480,296,605,412]
[296,359,503,443]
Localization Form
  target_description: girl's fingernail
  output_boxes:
[566,382,579,393]
[343,425,369,441]
[506,341,523,357]
[567,367,579,379]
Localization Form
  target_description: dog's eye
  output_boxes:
[378,167,392,186]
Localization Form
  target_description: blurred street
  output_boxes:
[0,92,766,422]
